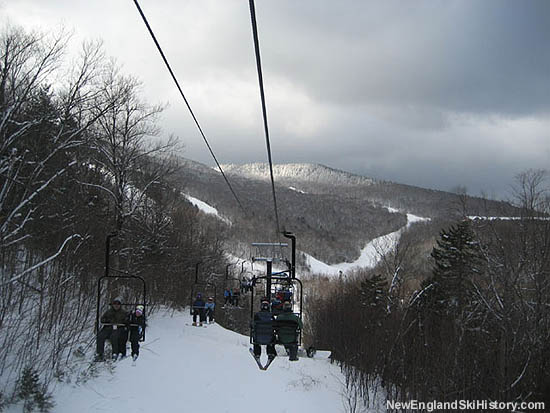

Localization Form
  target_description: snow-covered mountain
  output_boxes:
[171,157,518,268]
[222,163,376,187]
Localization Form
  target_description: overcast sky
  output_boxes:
[2,0,549,200]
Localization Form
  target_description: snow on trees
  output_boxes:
[0,25,225,406]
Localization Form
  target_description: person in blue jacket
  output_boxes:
[204,297,215,323]
[251,299,276,360]
[192,293,206,326]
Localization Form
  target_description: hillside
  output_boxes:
[173,158,518,265]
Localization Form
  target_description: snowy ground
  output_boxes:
[21,310,364,413]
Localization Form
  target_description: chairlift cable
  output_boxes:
[248,0,283,244]
[132,0,246,214]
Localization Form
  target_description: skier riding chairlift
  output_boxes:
[192,293,206,326]
[250,299,277,369]
[275,301,303,361]
[204,296,215,323]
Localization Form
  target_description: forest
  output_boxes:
[0,25,228,409]
[306,175,550,411]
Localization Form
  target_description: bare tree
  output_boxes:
[449,185,470,218]
[0,25,226,408]
[0,26,106,285]
[0,25,111,396]
[511,169,548,215]
[1,27,67,250]
[87,63,179,232]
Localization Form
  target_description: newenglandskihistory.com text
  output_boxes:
[387,399,545,411]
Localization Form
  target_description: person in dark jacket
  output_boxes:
[204,297,215,323]
[127,305,146,361]
[282,289,292,302]
[241,277,252,293]
[251,299,276,359]
[223,288,232,306]
[275,301,303,361]
[96,297,128,361]
[232,287,241,307]
[192,293,206,326]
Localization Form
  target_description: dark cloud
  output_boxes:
[3,0,549,200]
[256,0,550,115]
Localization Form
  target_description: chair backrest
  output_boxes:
[275,318,300,344]
[253,312,275,345]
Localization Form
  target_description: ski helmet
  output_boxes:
[260,300,270,311]
[135,305,144,315]
[112,297,122,305]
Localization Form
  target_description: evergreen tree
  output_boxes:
[33,391,54,413]
[416,219,485,315]
[16,367,54,413]
[16,367,40,413]
[360,274,388,309]
[432,220,483,281]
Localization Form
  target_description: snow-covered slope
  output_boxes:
[305,212,430,276]
[468,215,549,221]
[184,194,232,225]
[35,311,357,413]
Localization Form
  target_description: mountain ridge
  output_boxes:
[173,156,519,265]
[222,162,376,187]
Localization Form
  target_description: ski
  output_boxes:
[248,348,276,370]
[185,323,207,328]
[263,355,276,371]
[249,348,265,370]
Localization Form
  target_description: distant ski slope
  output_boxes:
[46,311,354,413]
[187,192,429,278]
[184,193,232,225]
[305,211,429,276]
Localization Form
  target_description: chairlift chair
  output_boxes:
[96,233,147,341]
[248,232,303,370]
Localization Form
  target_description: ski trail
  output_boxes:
[51,311,346,413]
[305,212,430,276]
